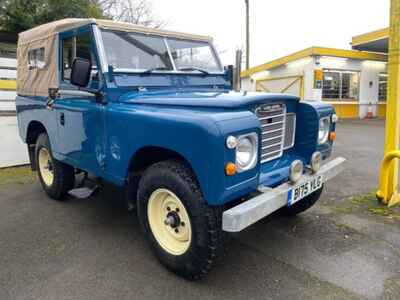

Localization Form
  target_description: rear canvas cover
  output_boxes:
[17,19,93,97]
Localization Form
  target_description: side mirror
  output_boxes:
[70,58,91,87]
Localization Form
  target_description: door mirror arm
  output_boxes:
[78,87,107,104]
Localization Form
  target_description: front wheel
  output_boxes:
[280,185,324,216]
[35,133,75,200]
[137,160,224,280]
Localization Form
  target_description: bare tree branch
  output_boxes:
[99,0,167,28]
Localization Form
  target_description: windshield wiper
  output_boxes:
[139,67,171,74]
[177,67,210,75]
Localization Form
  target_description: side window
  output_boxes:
[28,47,45,69]
[61,32,98,82]
[62,38,74,80]
[76,33,92,62]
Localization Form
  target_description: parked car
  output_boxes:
[16,18,345,279]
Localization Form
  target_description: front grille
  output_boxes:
[256,103,296,163]
[284,113,296,149]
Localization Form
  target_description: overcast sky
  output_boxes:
[153,0,389,67]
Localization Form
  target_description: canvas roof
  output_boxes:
[18,18,212,45]
[16,18,213,97]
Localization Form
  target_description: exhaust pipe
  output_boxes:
[234,49,242,92]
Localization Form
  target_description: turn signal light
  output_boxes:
[225,162,237,176]
[329,132,337,141]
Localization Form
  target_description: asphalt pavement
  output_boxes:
[1,119,399,300]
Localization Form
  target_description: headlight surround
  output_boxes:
[235,133,258,172]
[318,117,331,144]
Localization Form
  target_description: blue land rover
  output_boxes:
[16,18,345,279]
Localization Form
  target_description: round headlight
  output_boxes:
[318,117,330,144]
[290,160,304,183]
[236,133,258,172]
[311,151,322,173]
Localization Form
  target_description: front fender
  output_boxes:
[105,103,226,204]
[303,101,335,159]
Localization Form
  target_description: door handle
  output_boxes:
[60,113,65,126]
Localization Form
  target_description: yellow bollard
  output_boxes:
[377,0,400,205]
[377,151,400,206]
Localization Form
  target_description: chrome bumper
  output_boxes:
[222,157,346,232]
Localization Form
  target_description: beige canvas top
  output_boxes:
[19,18,212,45]
[17,18,212,96]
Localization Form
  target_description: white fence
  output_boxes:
[0,57,17,112]
[0,56,28,167]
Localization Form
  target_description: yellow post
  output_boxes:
[377,151,400,206]
[378,0,400,205]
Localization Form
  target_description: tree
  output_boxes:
[0,0,166,34]
[0,0,103,33]
[99,0,166,28]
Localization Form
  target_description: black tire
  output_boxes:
[280,185,324,216]
[137,159,224,280]
[35,133,75,200]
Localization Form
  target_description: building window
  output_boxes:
[28,47,45,69]
[379,73,387,102]
[322,69,360,101]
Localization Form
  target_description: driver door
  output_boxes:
[53,26,106,176]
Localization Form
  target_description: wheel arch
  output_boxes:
[26,120,48,170]
[127,146,198,179]
[26,120,47,143]
[125,146,204,203]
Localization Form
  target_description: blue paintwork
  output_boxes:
[16,24,336,206]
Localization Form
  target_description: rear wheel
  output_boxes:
[35,133,75,200]
[137,159,224,280]
[281,185,324,216]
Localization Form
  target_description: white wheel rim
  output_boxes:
[38,148,54,187]
[147,188,192,256]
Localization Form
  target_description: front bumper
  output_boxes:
[222,157,346,232]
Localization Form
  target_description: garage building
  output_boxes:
[241,31,388,119]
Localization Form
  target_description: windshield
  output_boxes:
[167,38,221,72]
[100,30,222,73]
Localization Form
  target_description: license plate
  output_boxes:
[288,175,323,206]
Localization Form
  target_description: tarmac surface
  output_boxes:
[1,119,400,300]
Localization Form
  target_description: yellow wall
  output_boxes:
[324,101,359,118]
[324,101,386,119]
[378,103,386,118]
